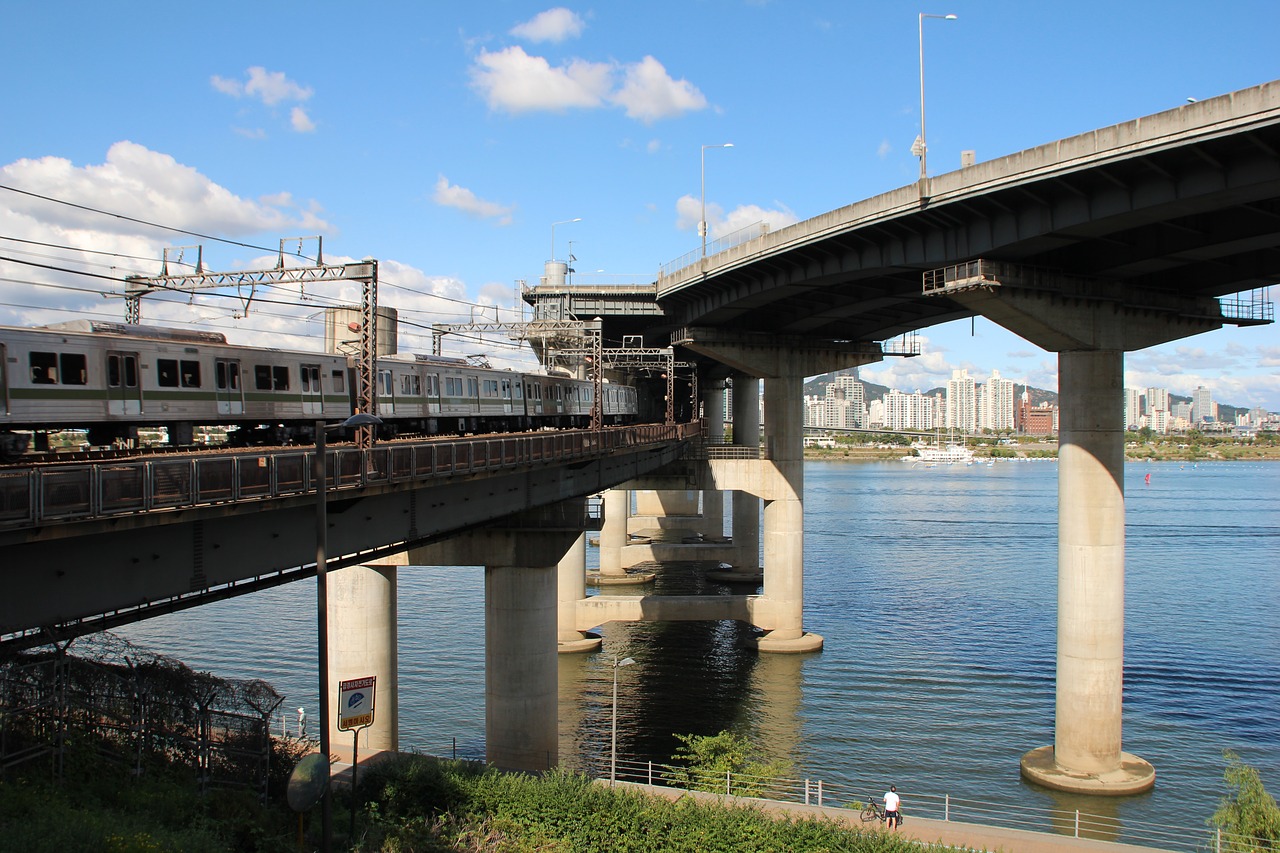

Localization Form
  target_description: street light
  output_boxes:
[551,218,581,262]
[315,411,383,852]
[917,13,957,185]
[609,655,635,785]
[700,143,734,257]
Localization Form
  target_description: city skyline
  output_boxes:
[2,2,1278,408]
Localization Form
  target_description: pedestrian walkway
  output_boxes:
[608,781,1179,853]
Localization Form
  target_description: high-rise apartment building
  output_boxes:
[946,369,977,433]
[1124,388,1142,429]
[980,369,1016,431]
[884,389,937,431]
[824,373,866,429]
[1192,385,1214,424]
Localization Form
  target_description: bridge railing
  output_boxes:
[0,423,698,531]
[658,221,770,279]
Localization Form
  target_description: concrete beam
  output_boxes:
[672,327,882,378]
[574,593,779,630]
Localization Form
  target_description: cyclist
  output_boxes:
[884,785,901,830]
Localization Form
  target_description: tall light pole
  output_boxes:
[700,143,733,257]
[917,13,957,185]
[609,655,635,785]
[551,217,581,262]
[315,411,382,852]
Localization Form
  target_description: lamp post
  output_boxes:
[917,13,957,184]
[315,411,383,852]
[551,217,581,262]
[609,655,635,785]
[700,143,733,257]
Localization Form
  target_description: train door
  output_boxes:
[425,373,440,415]
[214,359,244,415]
[500,377,513,414]
[300,363,323,416]
[378,368,396,416]
[106,350,142,415]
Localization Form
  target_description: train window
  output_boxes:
[426,374,439,397]
[30,351,57,384]
[483,379,498,397]
[513,381,523,400]
[301,365,321,392]
[60,353,87,385]
[273,366,289,391]
[157,359,179,387]
[467,377,478,397]
[401,374,421,396]
[331,369,345,392]
[254,365,272,390]
[379,370,393,396]
[445,377,462,396]
[181,360,200,388]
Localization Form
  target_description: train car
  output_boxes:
[0,321,350,456]
[0,322,642,460]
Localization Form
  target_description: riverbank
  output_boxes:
[802,437,1280,462]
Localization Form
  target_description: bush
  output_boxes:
[1210,750,1280,852]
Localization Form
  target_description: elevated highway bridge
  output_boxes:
[523,80,1280,794]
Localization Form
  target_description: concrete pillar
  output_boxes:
[1057,350,1125,771]
[702,490,725,539]
[757,375,821,652]
[599,488,628,576]
[486,563,557,771]
[329,554,402,754]
[558,533,601,652]
[704,380,726,441]
[732,375,761,570]
[1020,350,1154,794]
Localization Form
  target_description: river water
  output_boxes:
[119,459,1279,845]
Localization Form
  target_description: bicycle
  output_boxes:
[860,796,885,823]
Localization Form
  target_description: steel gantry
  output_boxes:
[121,237,380,447]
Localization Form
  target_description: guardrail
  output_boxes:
[0,423,697,531]
[659,221,770,279]
[604,756,1247,853]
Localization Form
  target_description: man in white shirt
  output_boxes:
[884,785,901,829]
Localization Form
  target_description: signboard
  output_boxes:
[337,676,376,731]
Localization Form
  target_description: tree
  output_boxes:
[1209,750,1280,851]
[665,731,791,797]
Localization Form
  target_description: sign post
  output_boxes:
[337,676,376,843]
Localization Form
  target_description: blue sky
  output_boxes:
[2,1,1278,409]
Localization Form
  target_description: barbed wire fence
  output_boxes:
[0,632,307,802]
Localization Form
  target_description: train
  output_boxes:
[0,320,639,460]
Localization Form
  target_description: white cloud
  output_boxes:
[290,107,316,133]
[646,139,662,155]
[510,7,585,43]
[432,175,515,225]
[212,67,315,133]
[673,195,797,240]
[469,48,707,123]
[470,46,611,113]
[877,139,892,158]
[610,56,707,124]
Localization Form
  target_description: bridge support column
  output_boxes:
[329,552,403,754]
[731,374,761,573]
[559,532,601,652]
[486,562,558,771]
[702,381,727,541]
[923,274,1228,794]
[755,375,822,653]
[411,510,583,772]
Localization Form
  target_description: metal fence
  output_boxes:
[602,755,1251,853]
[659,222,770,279]
[0,423,697,531]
